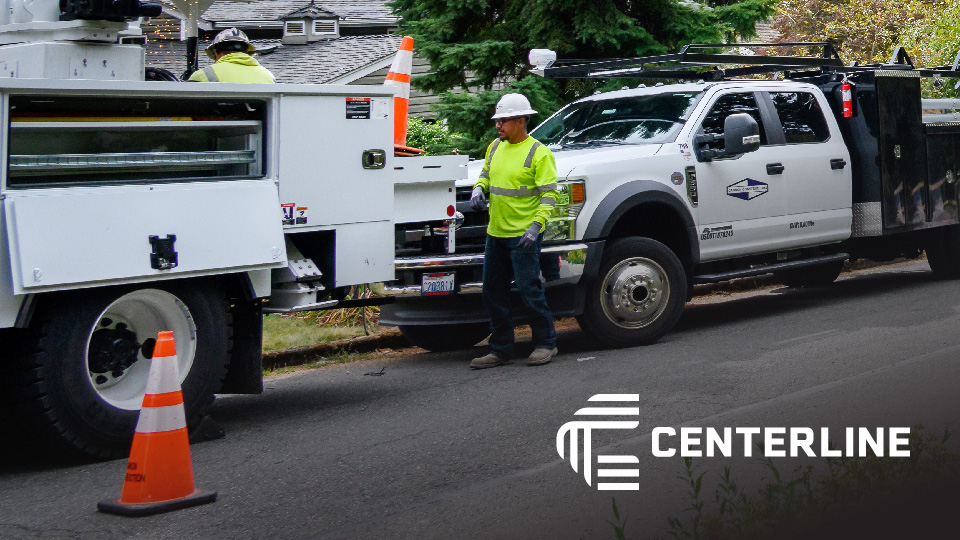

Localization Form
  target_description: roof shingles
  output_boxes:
[146,34,402,84]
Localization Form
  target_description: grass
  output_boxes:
[262,349,358,376]
[262,313,366,352]
[261,284,382,352]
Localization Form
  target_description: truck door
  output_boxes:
[692,91,787,260]
[764,91,852,246]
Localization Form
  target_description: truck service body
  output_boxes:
[382,44,960,352]
[0,2,465,458]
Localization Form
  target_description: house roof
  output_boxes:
[194,0,396,24]
[283,1,340,19]
[145,33,402,84]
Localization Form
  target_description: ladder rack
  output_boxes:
[541,42,960,81]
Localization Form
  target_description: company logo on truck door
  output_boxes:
[701,225,734,241]
[726,178,769,200]
[790,220,815,229]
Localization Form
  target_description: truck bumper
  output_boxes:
[379,242,594,326]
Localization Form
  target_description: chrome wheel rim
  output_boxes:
[599,257,670,329]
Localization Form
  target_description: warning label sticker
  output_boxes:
[346,97,371,119]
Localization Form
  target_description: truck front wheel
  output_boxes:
[399,323,490,352]
[5,280,231,460]
[577,237,687,348]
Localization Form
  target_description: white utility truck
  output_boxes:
[0,0,465,458]
[382,44,960,351]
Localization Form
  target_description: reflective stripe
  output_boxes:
[490,185,539,197]
[142,390,183,408]
[479,169,489,180]
[143,355,182,395]
[134,403,187,434]
[203,65,218,82]
[540,196,556,206]
[385,72,411,83]
[485,138,501,171]
[523,141,543,168]
[537,183,558,193]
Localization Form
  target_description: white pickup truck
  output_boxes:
[381,44,960,351]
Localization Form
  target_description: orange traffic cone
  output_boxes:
[98,331,216,517]
[384,35,424,156]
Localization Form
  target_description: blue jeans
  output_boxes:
[482,234,557,358]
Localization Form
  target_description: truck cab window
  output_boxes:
[770,92,830,144]
[532,92,701,149]
[699,92,767,153]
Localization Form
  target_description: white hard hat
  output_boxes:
[491,93,538,119]
[206,28,256,59]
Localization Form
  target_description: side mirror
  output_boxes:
[722,113,761,156]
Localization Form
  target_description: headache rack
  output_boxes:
[538,42,960,81]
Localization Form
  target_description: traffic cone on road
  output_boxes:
[384,35,424,156]
[98,331,216,517]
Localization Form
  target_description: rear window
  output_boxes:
[770,92,830,144]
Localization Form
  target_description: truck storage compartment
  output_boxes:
[5,95,265,187]
[924,123,960,223]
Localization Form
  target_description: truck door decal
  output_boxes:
[726,178,768,200]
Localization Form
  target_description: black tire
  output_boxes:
[926,224,960,279]
[4,280,231,460]
[776,260,845,288]
[399,323,490,352]
[576,237,687,348]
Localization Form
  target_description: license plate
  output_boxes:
[421,272,455,296]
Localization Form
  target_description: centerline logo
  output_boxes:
[557,394,911,492]
[556,394,641,491]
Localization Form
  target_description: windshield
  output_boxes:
[531,92,702,149]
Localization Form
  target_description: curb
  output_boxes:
[262,328,408,369]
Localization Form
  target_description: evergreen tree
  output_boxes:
[390,0,776,155]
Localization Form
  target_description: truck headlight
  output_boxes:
[544,179,585,241]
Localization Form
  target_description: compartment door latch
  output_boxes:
[149,235,178,270]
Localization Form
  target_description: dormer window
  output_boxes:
[281,1,340,44]
[313,20,337,35]
[285,21,306,35]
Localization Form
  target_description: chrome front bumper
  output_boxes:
[383,243,590,298]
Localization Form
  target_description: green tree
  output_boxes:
[391,0,777,156]
[772,0,947,65]
[405,117,468,155]
[773,0,960,96]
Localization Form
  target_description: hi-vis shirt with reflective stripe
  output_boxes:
[187,53,276,83]
[474,136,559,238]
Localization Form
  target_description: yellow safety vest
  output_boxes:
[474,136,559,238]
[187,53,275,83]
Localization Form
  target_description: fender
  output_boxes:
[583,180,700,267]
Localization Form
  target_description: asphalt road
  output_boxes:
[2,260,959,539]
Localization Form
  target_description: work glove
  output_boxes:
[470,186,487,212]
[517,222,542,249]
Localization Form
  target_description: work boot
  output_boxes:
[470,353,510,370]
[527,347,558,366]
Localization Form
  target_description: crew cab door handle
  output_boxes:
[766,163,784,175]
[830,158,847,170]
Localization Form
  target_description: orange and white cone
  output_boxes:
[384,35,424,155]
[98,331,216,517]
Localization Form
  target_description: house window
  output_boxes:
[313,20,336,34]
[285,21,305,35]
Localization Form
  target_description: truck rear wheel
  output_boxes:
[577,237,687,348]
[926,224,960,279]
[776,260,844,288]
[5,280,231,460]
[399,323,490,352]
